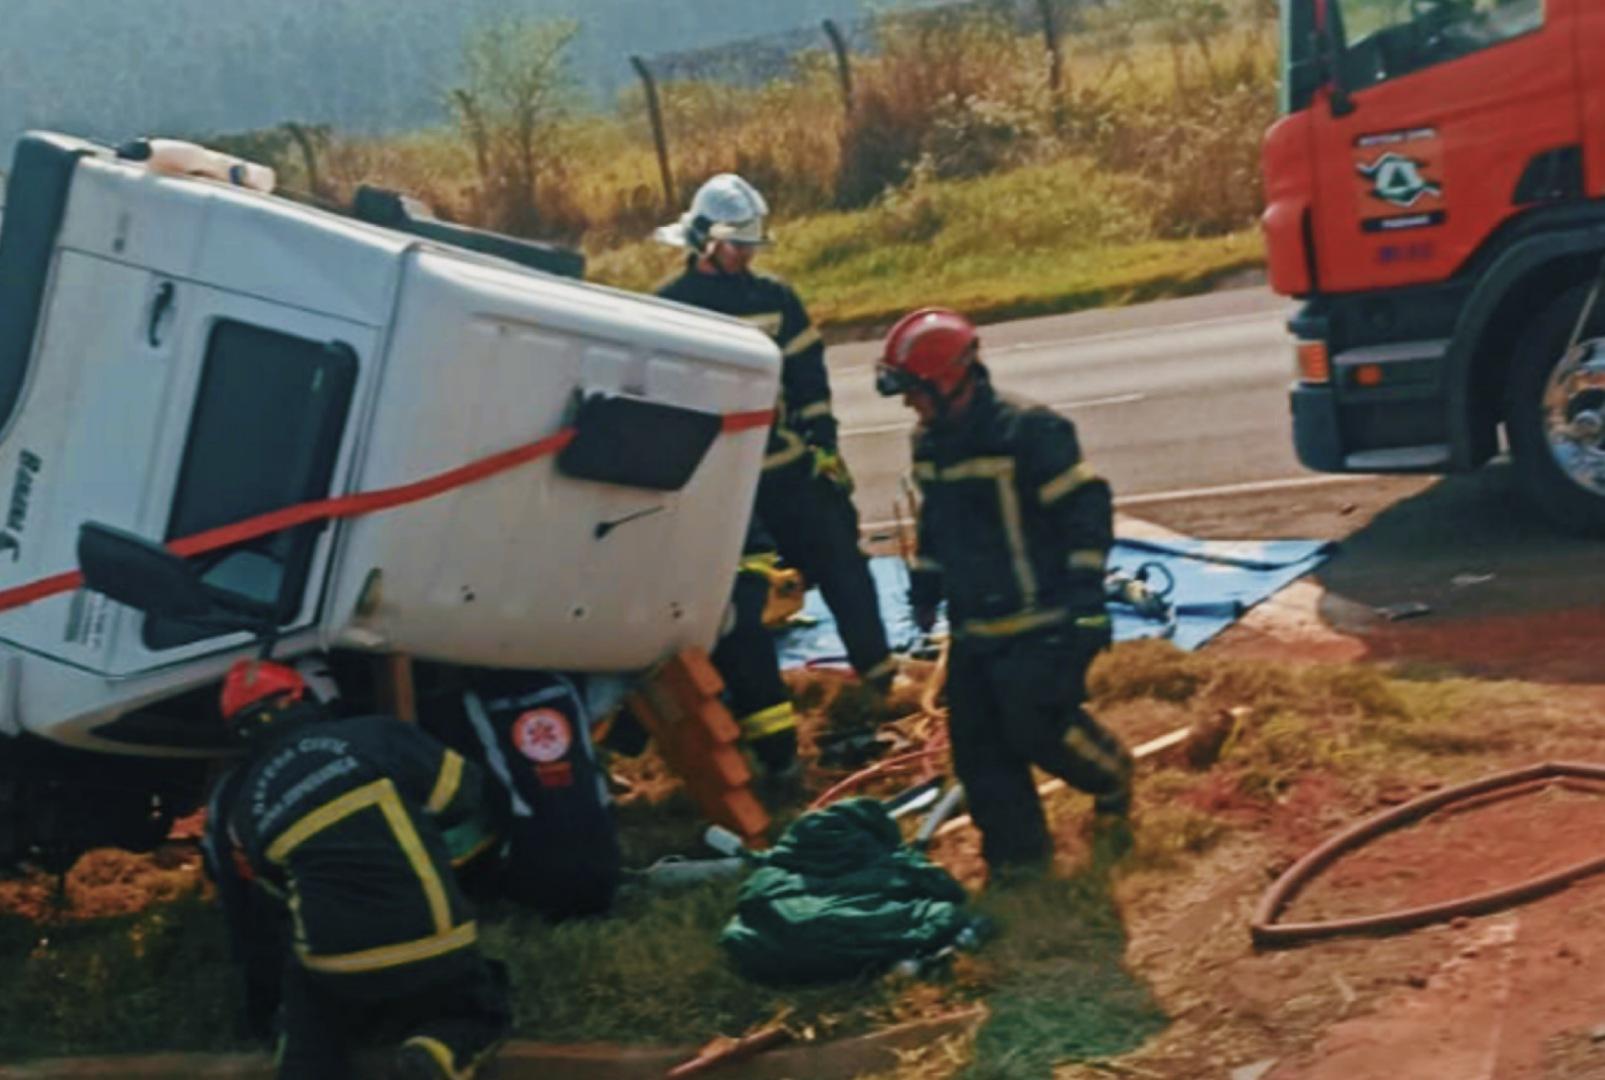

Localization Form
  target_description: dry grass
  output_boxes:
[1092,640,1530,807]
[234,7,1277,260]
[196,8,1279,334]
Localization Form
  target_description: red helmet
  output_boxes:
[876,308,979,398]
[220,659,306,728]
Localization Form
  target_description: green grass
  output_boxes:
[0,647,1561,1073]
[0,855,1161,1073]
[588,157,1264,336]
[0,897,241,1060]
[485,880,920,1046]
[963,874,1166,1079]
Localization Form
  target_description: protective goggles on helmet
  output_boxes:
[875,363,927,397]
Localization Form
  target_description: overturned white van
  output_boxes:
[0,132,778,862]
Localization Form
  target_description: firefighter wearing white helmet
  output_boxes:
[656,175,896,766]
[653,173,771,251]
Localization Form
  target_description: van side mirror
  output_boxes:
[77,522,218,620]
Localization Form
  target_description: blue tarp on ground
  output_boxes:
[776,537,1336,668]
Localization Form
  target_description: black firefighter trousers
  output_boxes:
[755,467,893,686]
[712,567,797,772]
[946,622,1133,870]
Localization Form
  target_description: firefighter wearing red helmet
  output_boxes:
[655,175,896,760]
[200,658,510,1080]
[878,309,1134,874]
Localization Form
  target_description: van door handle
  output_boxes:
[147,282,175,347]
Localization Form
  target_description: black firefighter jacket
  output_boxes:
[909,382,1113,642]
[220,714,486,978]
[657,262,834,477]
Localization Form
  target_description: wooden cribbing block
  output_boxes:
[373,653,418,724]
[626,648,770,848]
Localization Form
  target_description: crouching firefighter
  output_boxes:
[201,659,511,1080]
[876,308,1135,876]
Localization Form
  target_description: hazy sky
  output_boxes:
[0,0,932,155]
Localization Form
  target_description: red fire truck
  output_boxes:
[1263,0,1605,533]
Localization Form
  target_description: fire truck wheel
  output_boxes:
[1507,284,1605,537]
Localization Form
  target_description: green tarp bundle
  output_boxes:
[719,797,983,983]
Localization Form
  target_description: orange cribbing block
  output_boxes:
[626,648,770,847]
[659,648,727,703]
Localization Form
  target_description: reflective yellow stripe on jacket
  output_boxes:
[267,778,474,974]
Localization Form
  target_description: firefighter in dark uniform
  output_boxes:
[655,175,897,702]
[201,659,510,1080]
[875,308,1134,874]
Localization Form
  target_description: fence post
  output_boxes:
[1034,0,1065,96]
[282,121,326,200]
[630,55,676,212]
[822,19,854,116]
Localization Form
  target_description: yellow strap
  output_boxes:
[909,555,942,573]
[794,398,833,421]
[911,462,937,483]
[1074,613,1112,630]
[783,324,822,357]
[738,702,798,740]
[1068,549,1107,573]
[298,921,478,975]
[426,751,463,815]
[1039,461,1100,504]
[959,607,1068,639]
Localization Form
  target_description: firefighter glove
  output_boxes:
[811,446,854,494]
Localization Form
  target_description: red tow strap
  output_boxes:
[0,408,775,616]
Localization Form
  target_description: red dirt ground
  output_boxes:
[1067,605,1605,1080]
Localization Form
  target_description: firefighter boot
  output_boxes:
[390,1033,502,1080]
[1088,746,1135,868]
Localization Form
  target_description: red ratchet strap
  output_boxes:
[0,408,775,616]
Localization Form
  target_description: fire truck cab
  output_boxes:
[1265,0,1605,533]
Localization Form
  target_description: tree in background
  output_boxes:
[448,17,580,236]
[1128,0,1231,87]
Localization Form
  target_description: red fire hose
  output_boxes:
[1252,761,1605,949]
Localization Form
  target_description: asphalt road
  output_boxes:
[830,286,1308,532]
[829,286,1605,681]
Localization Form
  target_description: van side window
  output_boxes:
[144,320,356,650]
[1336,0,1544,91]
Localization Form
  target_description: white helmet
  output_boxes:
[654,173,771,250]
